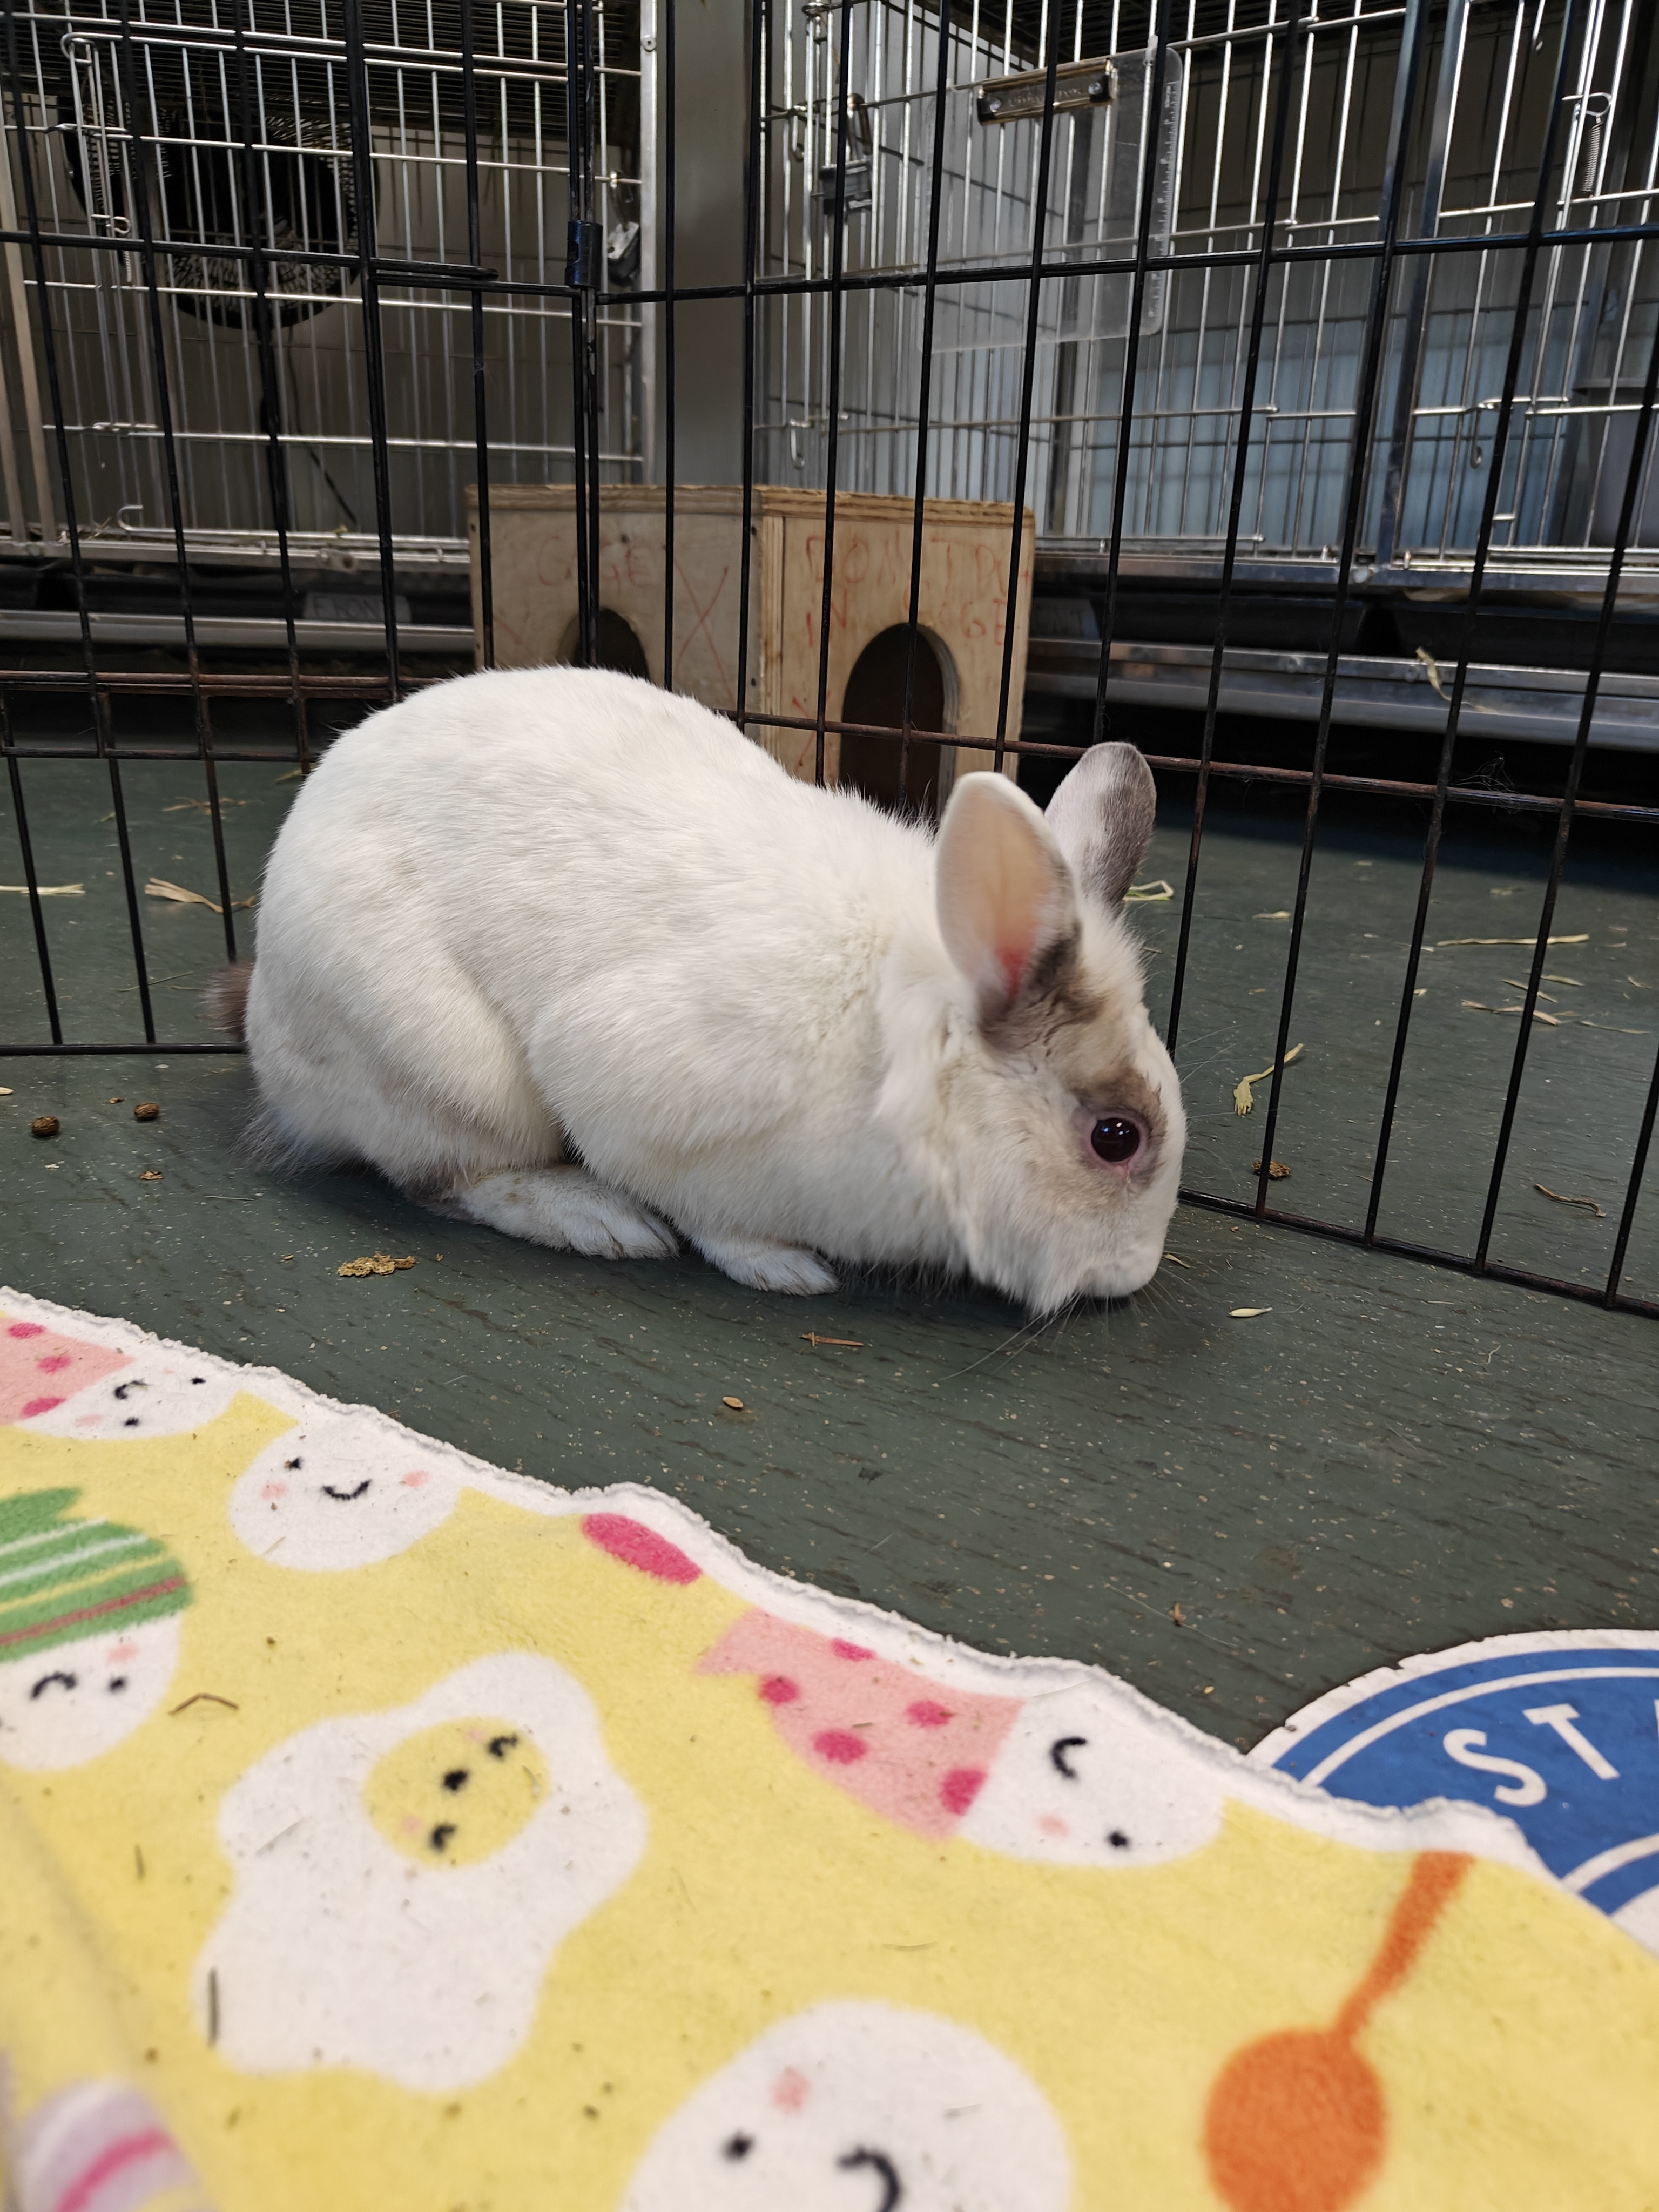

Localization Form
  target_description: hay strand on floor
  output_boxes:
[1534,1184,1605,1218]
[145,877,255,915]
[1233,1043,1304,1117]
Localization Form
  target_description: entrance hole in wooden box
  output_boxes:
[838,625,959,817]
[555,608,652,680]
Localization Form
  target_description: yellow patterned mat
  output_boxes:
[3,1289,1657,2212]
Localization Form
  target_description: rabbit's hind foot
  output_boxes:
[693,1233,839,1297]
[454,1167,679,1261]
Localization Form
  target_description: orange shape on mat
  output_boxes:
[1204,1852,1471,2212]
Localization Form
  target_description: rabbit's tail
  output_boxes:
[204,959,254,1041]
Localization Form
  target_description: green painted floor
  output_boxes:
[3,751,1656,1756]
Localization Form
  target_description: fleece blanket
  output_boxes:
[3,1289,1658,2212]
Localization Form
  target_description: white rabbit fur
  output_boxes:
[241,667,1184,1309]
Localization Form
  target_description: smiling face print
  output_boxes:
[698,1613,1224,1869]
[0,1618,185,1773]
[619,2002,1071,2212]
[955,1681,1229,1869]
[0,1488,190,1771]
[19,1354,245,1441]
[227,1412,466,1569]
[197,1652,648,2091]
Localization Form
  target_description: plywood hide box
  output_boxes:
[467,485,1034,800]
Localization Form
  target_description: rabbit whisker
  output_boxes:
[934,1305,1067,1385]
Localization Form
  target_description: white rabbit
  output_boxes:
[220,667,1184,1309]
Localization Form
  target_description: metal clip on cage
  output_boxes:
[977,56,1116,124]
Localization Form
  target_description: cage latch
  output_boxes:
[977,58,1115,124]
[565,220,603,290]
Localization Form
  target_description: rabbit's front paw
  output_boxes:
[456,1168,679,1260]
[693,1234,839,1297]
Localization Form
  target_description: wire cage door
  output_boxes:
[759,0,1181,512]
[758,0,1659,579]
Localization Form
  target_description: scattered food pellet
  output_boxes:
[138,1170,164,1182]
[0,1086,13,1096]
[31,1115,59,1139]
[1250,1158,1291,1180]
[1230,1307,1271,1318]
[336,1253,416,1277]
[721,1396,745,1411]
[1161,1253,1189,1268]
[133,1101,160,1121]
[1171,1602,1185,1627]
[108,1095,123,1103]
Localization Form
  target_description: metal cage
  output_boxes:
[1,0,1656,1322]
[760,0,1659,570]
[0,0,644,574]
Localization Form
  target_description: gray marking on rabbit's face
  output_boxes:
[929,764,1183,1307]
[1062,1062,1170,1178]
[957,949,1181,1310]
[979,925,1100,1050]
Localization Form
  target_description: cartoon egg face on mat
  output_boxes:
[196,1652,647,2091]
[955,1680,1228,1869]
[0,1489,191,1772]
[0,2076,212,2212]
[227,1411,466,1569]
[18,1351,244,1441]
[619,2002,1071,2212]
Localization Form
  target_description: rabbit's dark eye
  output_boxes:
[1090,1116,1142,1164]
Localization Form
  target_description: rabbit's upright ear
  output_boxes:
[936,773,1080,1026]
[1043,743,1157,911]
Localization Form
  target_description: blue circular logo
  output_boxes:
[1255,1634,1659,1953]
